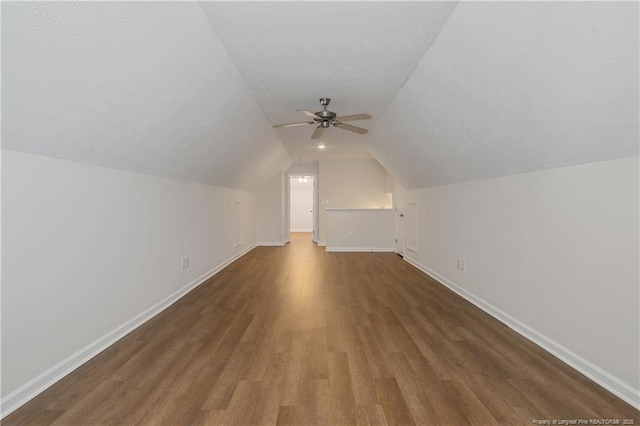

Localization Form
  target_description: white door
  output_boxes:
[312,177,318,242]
[395,207,405,257]
[290,177,314,232]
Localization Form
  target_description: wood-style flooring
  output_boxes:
[5,232,639,425]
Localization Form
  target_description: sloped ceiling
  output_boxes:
[2,2,290,190]
[367,1,639,189]
[3,2,637,191]
[199,1,458,162]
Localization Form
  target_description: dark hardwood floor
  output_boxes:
[5,232,639,425]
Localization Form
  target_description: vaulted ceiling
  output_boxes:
[368,1,639,188]
[200,1,458,162]
[2,2,291,190]
[3,2,638,190]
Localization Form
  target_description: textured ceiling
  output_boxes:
[367,1,639,189]
[200,1,458,162]
[2,2,290,190]
[3,2,637,192]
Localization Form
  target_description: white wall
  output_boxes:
[289,178,313,232]
[326,209,394,252]
[256,171,286,245]
[1,149,258,414]
[318,159,392,244]
[384,169,394,197]
[402,156,639,407]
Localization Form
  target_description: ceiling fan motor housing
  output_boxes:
[316,97,336,123]
[316,110,336,121]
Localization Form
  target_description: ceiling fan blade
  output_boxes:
[335,114,371,122]
[273,121,314,128]
[297,109,322,120]
[334,123,368,135]
[311,126,325,139]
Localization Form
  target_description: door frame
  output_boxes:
[285,165,319,244]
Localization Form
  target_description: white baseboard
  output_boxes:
[318,241,326,247]
[403,256,640,411]
[289,229,312,233]
[325,247,395,253]
[257,240,288,247]
[0,244,257,418]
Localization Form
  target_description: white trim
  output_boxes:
[317,241,326,247]
[257,240,288,247]
[403,255,640,411]
[325,247,395,253]
[289,229,312,233]
[0,244,258,418]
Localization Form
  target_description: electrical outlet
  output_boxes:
[181,257,189,270]
[460,258,465,271]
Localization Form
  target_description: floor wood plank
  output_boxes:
[4,232,638,425]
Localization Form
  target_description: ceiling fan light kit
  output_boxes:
[273,98,371,139]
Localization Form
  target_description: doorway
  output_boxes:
[289,176,314,239]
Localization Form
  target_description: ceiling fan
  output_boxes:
[272,98,371,139]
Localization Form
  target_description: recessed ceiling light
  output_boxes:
[317,144,326,149]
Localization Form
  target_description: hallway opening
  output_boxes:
[289,175,314,239]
